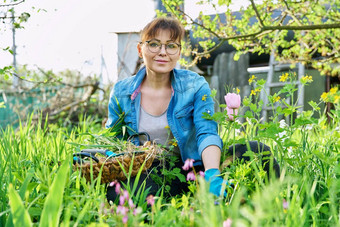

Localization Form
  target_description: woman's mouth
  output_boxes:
[155,59,168,63]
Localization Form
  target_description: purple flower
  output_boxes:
[224,93,241,109]
[223,218,232,227]
[109,181,116,187]
[182,159,195,171]
[146,195,155,206]
[186,171,196,181]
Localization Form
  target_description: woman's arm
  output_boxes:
[201,145,221,170]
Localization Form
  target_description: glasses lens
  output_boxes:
[166,43,179,55]
[146,41,180,55]
[147,41,161,53]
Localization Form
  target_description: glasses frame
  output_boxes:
[141,40,182,55]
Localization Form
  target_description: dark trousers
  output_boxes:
[106,141,280,203]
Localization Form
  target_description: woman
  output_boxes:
[105,17,279,201]
[106,17,226,199]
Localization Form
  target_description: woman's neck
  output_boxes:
[143,69,171,89]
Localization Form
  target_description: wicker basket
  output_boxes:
[73,141,160,184]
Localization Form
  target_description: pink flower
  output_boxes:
[122,190,129,200]
[224,93,241,109]
[119,190,130,205]
[226,107,238,121]
[223,218,232,227]
[115,182,121,194]
[198,171,205,177]
[133,207,142,216]
[128,198,135,209]
[186,171,196,181]
[116,205,128,216]
[283,199,289,209]
[182,158,195,171]
[119,195,125,206]
[146,195,155,206]
[122,215,128,224]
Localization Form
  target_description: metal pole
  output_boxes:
[11,8,19,88]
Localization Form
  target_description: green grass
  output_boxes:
[0,82,339,226]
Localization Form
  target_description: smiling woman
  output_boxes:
[105,16,226,200]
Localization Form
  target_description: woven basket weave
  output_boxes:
[73,142,160,184]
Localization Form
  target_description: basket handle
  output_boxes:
[128,132,151,142]
[73,152,100,164]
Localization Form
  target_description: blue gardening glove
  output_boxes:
[204,168,229,197]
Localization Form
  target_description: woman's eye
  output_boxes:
[167,43,177,49]
[149,42,160,47]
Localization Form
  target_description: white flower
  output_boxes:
[305,124,313,130]
[278,131,287,138]
[287,147,293,154]
[279,119,288,128]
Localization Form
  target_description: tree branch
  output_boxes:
[249,0,265,27]
[263,23,340,31]
[0,0,25,7]
[162,0,222,39]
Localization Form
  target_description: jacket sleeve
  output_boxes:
[192,76,223,157]
[105,85,121,129]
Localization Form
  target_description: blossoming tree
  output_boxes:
[161,0,340,76]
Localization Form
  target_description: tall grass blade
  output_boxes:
[39,157,70,227]
[5,168,35,227]
[8,184,32,227]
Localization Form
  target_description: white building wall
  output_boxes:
[116,32,141,81]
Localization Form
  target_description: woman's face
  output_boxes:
[138,29,181,76]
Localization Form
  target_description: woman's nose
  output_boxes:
[159,44,167,55]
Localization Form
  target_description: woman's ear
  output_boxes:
[137,43,143,58]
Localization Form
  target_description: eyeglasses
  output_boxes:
[142,40,181,55]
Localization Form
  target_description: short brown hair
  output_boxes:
[140,17,185,42]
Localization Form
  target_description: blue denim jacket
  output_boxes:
[106,66,222,166]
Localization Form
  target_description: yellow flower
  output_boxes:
[251,88,261,96]
[170,140,178,147]
[321,92,329,102]
[334,95,340,103]
[330,87,338,94]
[273,96,281,103]
[300,75,313,84]
[165,125,170,129]
[248,75,257,84]
[279,73,289,82]
[202,94,207,101]
[236,88,240,94]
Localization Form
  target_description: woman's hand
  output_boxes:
[204,168,229,197]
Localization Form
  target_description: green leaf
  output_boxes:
[19,168,35,199]
[4,74,10,80]
[8,184,32,227]
[210,89,217,98]
[39,157,70,227]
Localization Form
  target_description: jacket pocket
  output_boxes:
[175,104,194,131]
